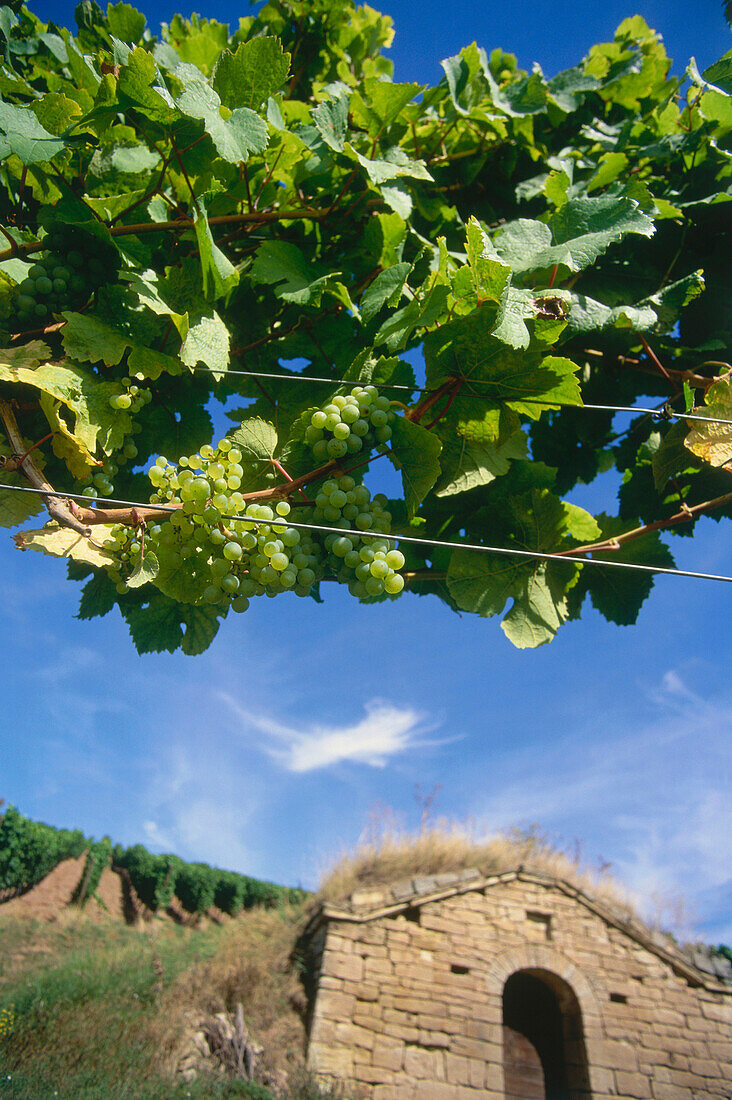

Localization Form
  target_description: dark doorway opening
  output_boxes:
[502,969,592,1100]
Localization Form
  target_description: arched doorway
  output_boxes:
[502,968,592,1100]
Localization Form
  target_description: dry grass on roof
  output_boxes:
[316,819,639,923]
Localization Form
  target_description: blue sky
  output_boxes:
[2,0,730,944]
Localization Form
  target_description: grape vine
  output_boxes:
[1,0,731,654]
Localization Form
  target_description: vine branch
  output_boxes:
[0,207,337,263]
[0,399,91,536]
[555,492,732,558]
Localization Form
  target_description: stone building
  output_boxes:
[302,868,732,1100]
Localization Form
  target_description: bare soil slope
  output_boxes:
[0,856,129,923]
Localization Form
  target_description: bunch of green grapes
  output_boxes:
[313,475,405,597]
[12,224,119,331]
[305,385,395,462]
[139,439,326,607]
[106,436,406,607]
[76,380,150,499]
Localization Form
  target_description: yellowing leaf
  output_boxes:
[14,523,117,569]
[685,378,732,467]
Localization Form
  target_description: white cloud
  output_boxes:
[140,739,260,872]
[143,799,252,870]
[219,695,435,771]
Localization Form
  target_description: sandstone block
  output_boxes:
[688,1058,721,1077]
[410,1082,456,1100]
[444,1053,469,1085]
[418,1031,451,1049]
[372,1038,404,1072]
[614,1070,652,1098]
[650,1085,693,1100]
[308,1041,353,1077]
[317,991,357,1019]
[404,1047,445,1081]
[323,953,364,982]
[352,1066,398,1085]
[700,1001,732,1025]
[334,1021,375,1050]
[600,1040,640,1072]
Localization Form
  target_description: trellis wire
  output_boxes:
[191,365,732,426]
[2,482,731,584]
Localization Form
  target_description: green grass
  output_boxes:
[0,914,233,1099]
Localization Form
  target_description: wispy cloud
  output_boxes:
[141,742,259,871]
[467,668,732,940]
[218,696,437,772]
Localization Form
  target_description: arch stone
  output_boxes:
[486,944,606,1095]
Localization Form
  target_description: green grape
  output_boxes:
[327,439,348,459]
[223,541,243,561]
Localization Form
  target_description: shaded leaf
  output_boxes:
[194,199,239,302]
[228,417,278,463]
[77,571,117,619]
[360,263,410,323]
[0,99,67,164]
[249,240,334,305]
[127,550,159,588]
[569,514,675,626]
[388,415,441,517]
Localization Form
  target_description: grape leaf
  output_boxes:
[685,378,732,467]
[176,79,268,164]
[121,590,187,653]
[493,195,655,277]
[424,307,582,414]
[568,515,675,626]
[194,199,239,302]
[0,355,131,456]
[179,312,229,379]
[349,145,433,185]
[389,416,442,517]
[464,216,510,305]
[61,312,184,379]
[14,523,117,569]
[180,603,223,655]
[351,79,422,135]
[0,99,67,164]
[77,571,118,619]
[500,566,568,648]
[61,313,129,366]
[107,2,146,42]
[126,551,159,588]
[360,263,411,323]
[435,426,527,496]
[652,422,699,490]
[0,440,45,527]
[249,241,335,305]
[213,37,290,111]
[313,88,350,152]
[228,418,278,464]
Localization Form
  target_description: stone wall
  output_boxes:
[305,871,732,1100]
